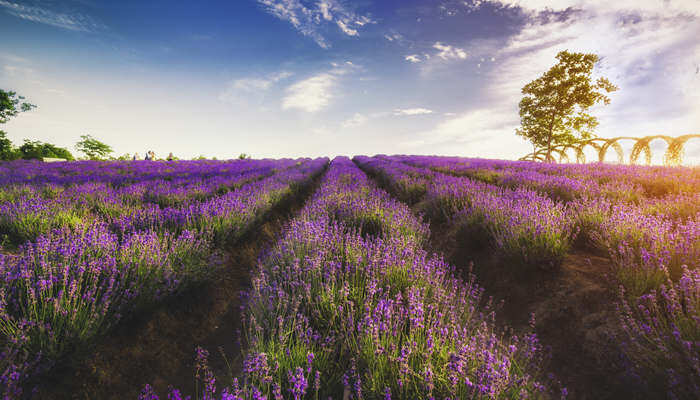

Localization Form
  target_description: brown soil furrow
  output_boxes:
[36,171,325,399]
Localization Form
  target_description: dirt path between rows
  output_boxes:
[356,162,637,399]
[427,223,635,399]
[36,172,324,399]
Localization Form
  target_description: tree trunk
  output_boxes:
[545,110,557,162]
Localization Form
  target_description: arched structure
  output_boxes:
[520,134,700,166]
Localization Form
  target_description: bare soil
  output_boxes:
[36,175,323,399]
[428,222,636,399]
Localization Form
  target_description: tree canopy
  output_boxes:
[76,134,113,160]
[18,140,74,161]
[0,89,36,124]
[0,90,37,160]
[515,50,618,161]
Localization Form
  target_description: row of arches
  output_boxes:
[520,134,700,166]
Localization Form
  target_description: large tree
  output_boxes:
[516,50,618,161]
[76,134,113,160]
[0,89,36,160]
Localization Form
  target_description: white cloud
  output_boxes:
[403,108,522,156]
[219,71,293,104]
[433,42,468,60]
[488,1,700,17]
[410,0,700,159]
[404,42,467,68]
[394,108,434,116]
[336,20,358,36]
[405,54,422,63]
[282,62,359,113]
[384,33,403,42]
[488,9,700,139]
[283,72,336,112]
[0,0,106,32]
[256,0,374,48]
[342,112,368,128]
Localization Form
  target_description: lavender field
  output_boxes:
[0,156,698,399]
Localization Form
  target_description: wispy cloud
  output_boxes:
[256,0,374,48]
[283,73,337,112]
[384,32,403,42]
[404,54,422,63]
[403,108,518,151]
[394,108,434,116]
[282,61,359,112]
[433,42,468,60]
[0,0,106,32]
[219,71,293,104]
[403,42,467,65]
[411,0,700,158]
[481,1,700,17]
[341,112,368,128]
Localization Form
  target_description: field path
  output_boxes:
[36,169,326,399]
[427,223,632,399]
[357,160,634,400]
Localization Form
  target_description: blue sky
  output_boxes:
[0,0,698,162]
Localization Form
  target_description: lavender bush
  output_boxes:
[145,157,560,399]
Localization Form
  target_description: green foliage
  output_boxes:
[76,134,113,160]
[0,130,20,160]
[18,140,75,161]
[0,89,36,124]
[516,50,618,161]
[0,90,36,161]
[113,153,133,161]
[238,153,251,159]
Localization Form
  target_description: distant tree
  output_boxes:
[19,140,74,161]
[516,50,618,161]
[114,153,133,161]
[192,155,207,160]
[0,131,20,160]
[76,134,113,160]
[238,153,251,159]
[0,89,36,161]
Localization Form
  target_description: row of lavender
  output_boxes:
[0,159,308,246]
[142,157,561,399]
[407,155,700,200]
[0,158,328,398]
[411,156,700,219]
[355,155,699,398]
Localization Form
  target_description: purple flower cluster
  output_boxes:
[357,155,699,398]
[616,267,700,398]
[149,156,557,398]
[355,156,576,270]
[0,157,328,397]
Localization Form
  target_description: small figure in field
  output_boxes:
[145,150,155,161]
[167,152,174,161]
[133,153,139,161]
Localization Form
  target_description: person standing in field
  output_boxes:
[167,152,174,161]
[133,153,139,161]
